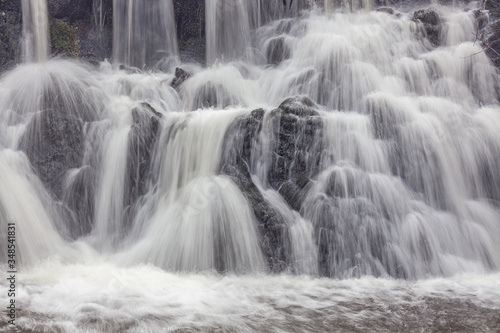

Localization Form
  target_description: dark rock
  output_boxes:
[47,0,92,22]
[171,67,190,89]
[20,109,84,198]
[219,101,323,272]
[221,164,290,273]
[174,0,206,64]
[278,176,312,211]
[0,13,21,69]
[220,109,292,272]
[485,28,500,68]
[266,36,291,66]
[376,7,395,15]
[278,96,318,117]
[0,0,21,13]
[413,9,442,46]
[126,102,162,206]
[269,97,322,189]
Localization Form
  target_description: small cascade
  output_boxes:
[205,0,254,65]
[113,0,179,68]
[206,0,309,65]
[0,150,70,267]
[21,0,50,62]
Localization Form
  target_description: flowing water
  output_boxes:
[1,0,500,331]
[113,0,179,68]
[21,0,49,62]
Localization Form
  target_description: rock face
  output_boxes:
[484,1,500,68]
[220,98,323,273]
[174,0,205,64]
[0,2,22,69]
[413,9,442,46]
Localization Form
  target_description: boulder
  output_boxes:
[171,67,190,89]
[413,9,442,46]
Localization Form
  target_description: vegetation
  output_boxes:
[50,18,79,57]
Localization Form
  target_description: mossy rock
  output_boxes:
[50,18,79,57]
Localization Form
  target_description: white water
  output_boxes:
[113,0,179,68]
[21,0,49,62]
[1,1,500,331]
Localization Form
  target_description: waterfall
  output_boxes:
[93,0,106,30]
[112,0,179,68]
[21,0,49,62]
[2,1,500,330]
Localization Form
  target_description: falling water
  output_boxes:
[1,0,500,331]
[93,0,106,29]
[21,0,49,62]
[113,0,179,68]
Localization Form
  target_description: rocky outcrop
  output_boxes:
[171,67,190,89]
[269,97,322,190]
[220,108,291,272]
[126,102,162,206]
[219,98,323,273]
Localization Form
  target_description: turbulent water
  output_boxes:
[1,0,500,331]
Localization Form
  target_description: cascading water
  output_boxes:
[112,0,179,68]
[1,0,500,331]
[21,0,49,62]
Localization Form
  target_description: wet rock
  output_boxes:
[221,164,290,273]
[413,9,442,46]
[173,0,206,64]
[278,176,312,211]
[126,102,162,207]
[0,2,22,70]
[269,97,322,189]
[266,36,291,66]
[171,67,190,89]
[278,96,318,117]
[0,14,21,69]
[20,109,84,198]
[220,109,292,272]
